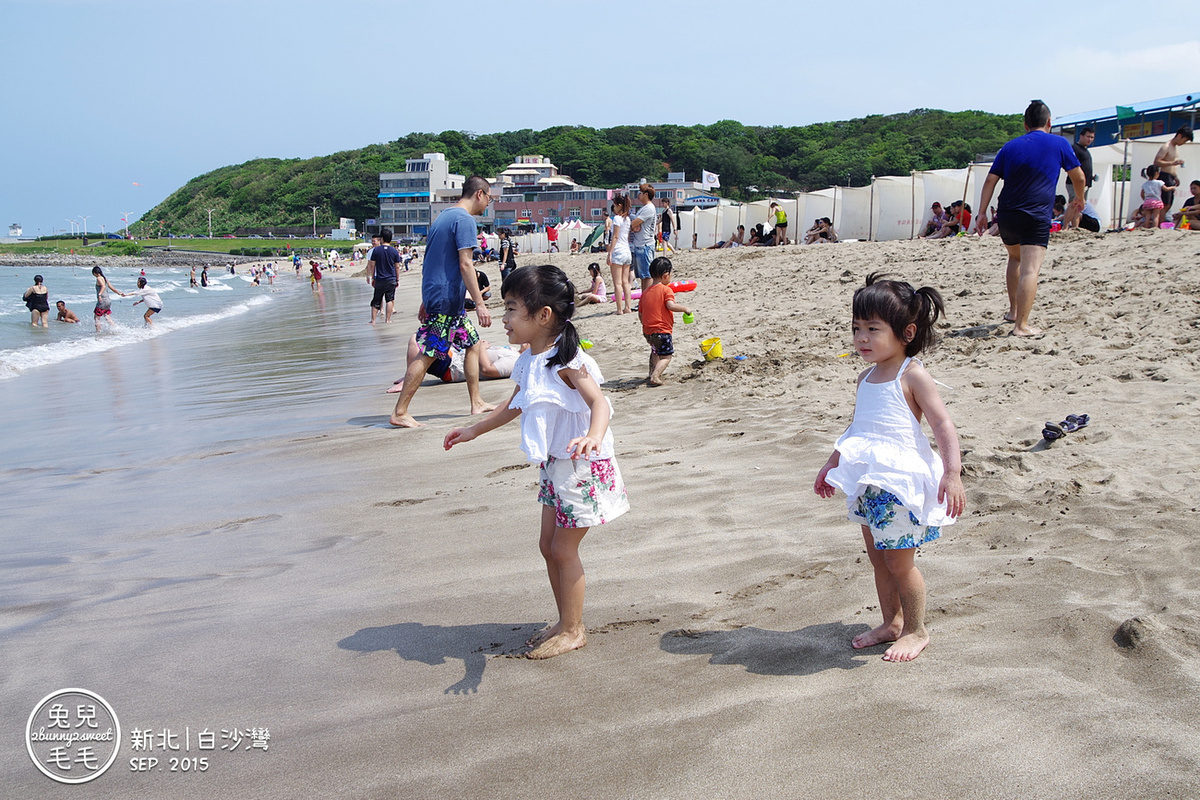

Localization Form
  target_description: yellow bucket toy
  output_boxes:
[700,337,723,360]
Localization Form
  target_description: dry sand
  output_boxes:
[7,231,1200,798]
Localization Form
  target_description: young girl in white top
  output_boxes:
[578,262,608,305]
[444,264,629,659]
[606,194,633,314]
[1140,164,1171,229]
[814,273,965,663]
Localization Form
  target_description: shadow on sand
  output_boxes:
[659,621,870,676]
[338,621,542,694]
[346,413,462,429]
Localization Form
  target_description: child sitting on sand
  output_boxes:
[577,262,607,305]
[813,273,965,663]
[444,264,629,659]
[639,257,692,386]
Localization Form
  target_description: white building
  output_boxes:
[377,153,464,238]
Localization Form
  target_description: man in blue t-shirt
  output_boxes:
[390,176,495,427]
[367,228,402,324]
[976,100,1086,338]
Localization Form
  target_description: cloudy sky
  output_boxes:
[3,0,1196,237]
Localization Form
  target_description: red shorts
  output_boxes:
[94,306,111,318]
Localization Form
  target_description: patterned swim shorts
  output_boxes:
[644,332,674,356]
[416,313,479,359]
[538,456,629,529]
[850,485,941,550]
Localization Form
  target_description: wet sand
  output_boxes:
[3,232,1199,798]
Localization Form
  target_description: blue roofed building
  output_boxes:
[1052,93,1200,144]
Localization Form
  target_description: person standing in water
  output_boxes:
[92,267,126,331]
[23,274,50,327]
[124,277,164,325]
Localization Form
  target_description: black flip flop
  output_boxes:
[1043,422,1065,441]
[1066,413,1089,429]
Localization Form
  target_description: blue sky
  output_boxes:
[3,0,1196,237]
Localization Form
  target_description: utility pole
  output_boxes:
[207,208,217,239]
[310,206,320,237]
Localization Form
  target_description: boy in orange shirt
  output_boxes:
[639,257,692,386]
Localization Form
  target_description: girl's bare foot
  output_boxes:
[526,630,586,659]
[471,402,497,415]
[882,631,929,662]
[1010,326,1044,338]
[526,623,560,648]
[852,623,901,649]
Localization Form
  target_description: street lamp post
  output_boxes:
[121,211,134,240]
[207,208,217,239]
[310,206,320,237]
[65,219,77,236]
[79,215,90,239]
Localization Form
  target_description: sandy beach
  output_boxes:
[3,230,1199,798]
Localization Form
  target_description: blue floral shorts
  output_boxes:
[416,313,479,359]
[538,456,629,529]
[850,485,941,550]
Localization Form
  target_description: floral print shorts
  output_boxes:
[850,485,941,550]
[415,313,479,359]
[538,456,629,529]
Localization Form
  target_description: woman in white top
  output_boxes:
[605,194,633,314]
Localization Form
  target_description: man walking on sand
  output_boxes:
[390,177,495,428]
[367,229,401,324]
[976,100,1086,338]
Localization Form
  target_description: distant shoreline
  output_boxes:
[0,251,266,269]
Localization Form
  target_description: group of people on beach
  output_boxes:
[373,99,1131,664]
[23,268,163,330]
[375,172,962,664]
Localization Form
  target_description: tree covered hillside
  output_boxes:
[139,110,1021,236]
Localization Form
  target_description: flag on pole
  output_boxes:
[1116,105,1135,121]
[702,170,721,189]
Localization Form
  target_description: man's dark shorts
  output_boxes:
[998,210,1049,248]
[371,281,397,309]
[644,332,674,356]
[1161,172,1180,211]
[1079,215,1100,233]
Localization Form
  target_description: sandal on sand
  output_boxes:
[1043,422,1065,441]
[1066,413,1089,429]
[1060,418,1080,433]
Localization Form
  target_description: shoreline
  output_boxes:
[2,230,1199,797]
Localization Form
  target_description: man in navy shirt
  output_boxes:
[367,228,401,324]
[390,176,494,427]
[977,100,1086,337]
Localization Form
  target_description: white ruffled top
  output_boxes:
[825,357,953,528]
[509,344,615,464]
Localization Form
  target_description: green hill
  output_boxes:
[138,110,1022,236]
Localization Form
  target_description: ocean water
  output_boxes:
[0,264,274,379]
[0,263,412,563]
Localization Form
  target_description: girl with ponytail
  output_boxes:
[814,272,965,663]
[444,264,629,659]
